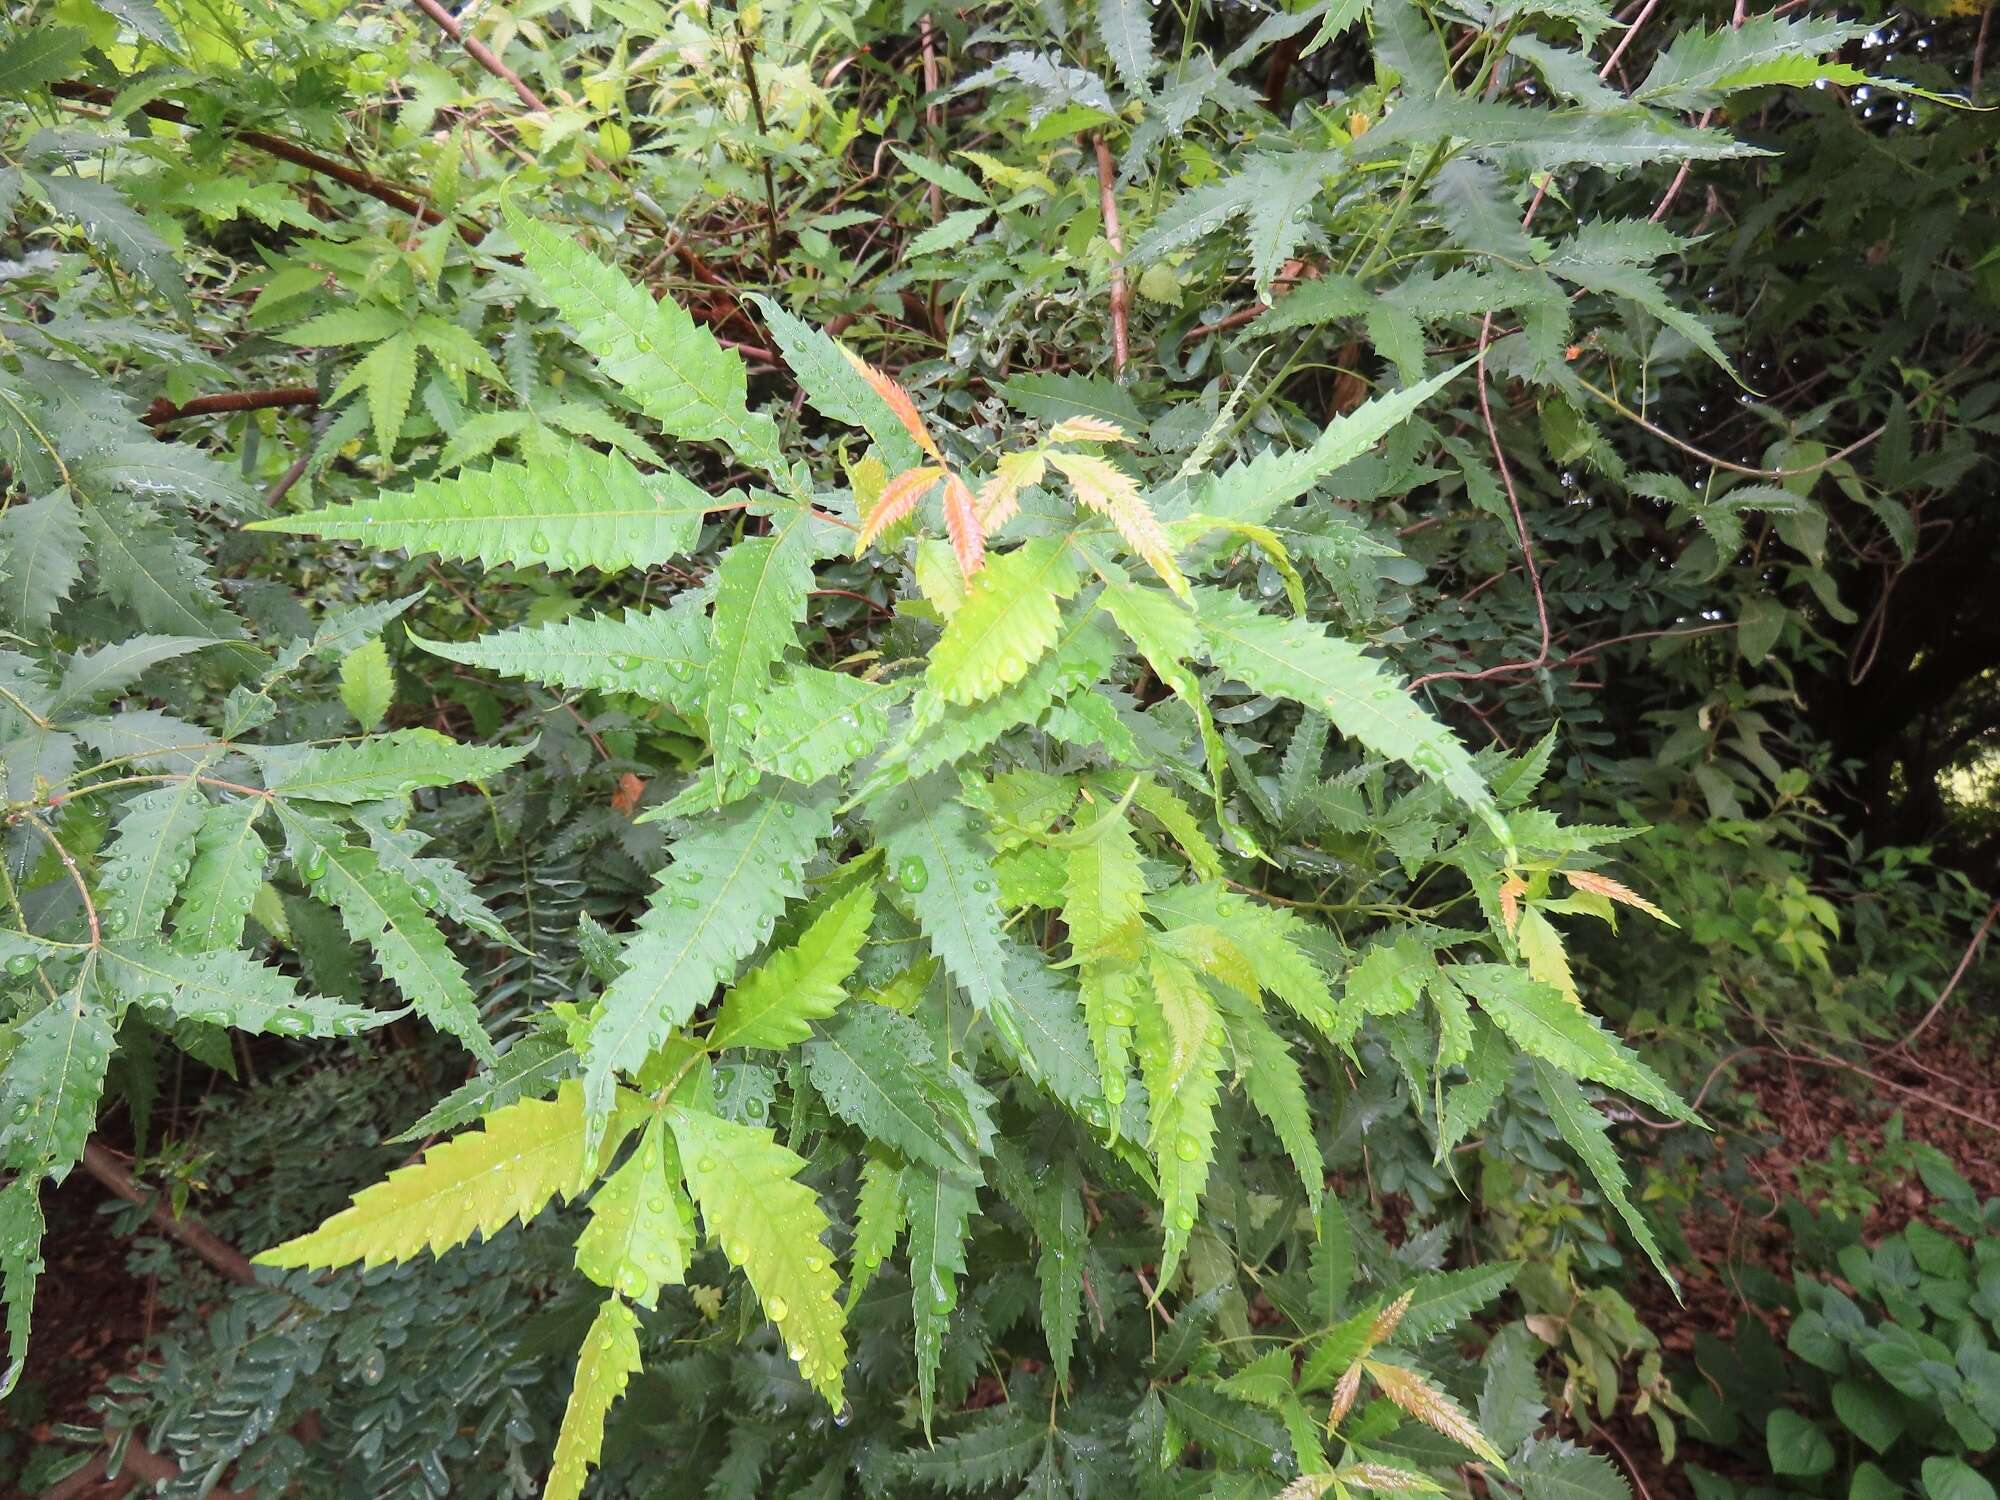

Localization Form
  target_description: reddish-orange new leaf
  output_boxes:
[941,472,985,577]
[858,465,944,551]
[841,348,941,460]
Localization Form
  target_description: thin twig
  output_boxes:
[16,810,97,945]
[1892,897,1999,1051]
[407,0,541,109]
[735,16,782,272]
[1092,135,1130,377]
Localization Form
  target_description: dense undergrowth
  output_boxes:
[0,0,1994,1496]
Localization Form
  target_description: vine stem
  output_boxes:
[1889,897,1999,1052]
[735,15,782,273]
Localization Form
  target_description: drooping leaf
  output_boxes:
[169,798,267,952]
[1138,946,1225,1286]
[576,1117,695,1309]
[804,1005,978,1176]
[546,1295,643,1500]
[710,881,876,1051]
[103,942,387,1038]
[584,785,834,1128]
[668,1106,847,1406]
[905,1162,978,1431]
[702,516,818,799]
[0,993,112,1180]
[257,1081,628,1270]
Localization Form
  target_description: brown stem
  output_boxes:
[144,387,320,427]
[735,17,782,272]
[1892,897,1999,1051]
[1092,135,1130,378]
[406,0,541,111]
[49,81,456,237]
[80,1141,259,1287]
[919,16,944,223]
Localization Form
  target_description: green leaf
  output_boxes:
[80,495,241,639]
[711,882,876,1050]
[1035,1157,1087,1388]
[1766,1409,1835,1477]
[703,517,818,799]
[898,1412,1046,1492]
[0,993,112,1180]
[746,295,922,470]
[0,1177,44,1400]
[869,773,1011,1016]
[1149,883,1342,1039]
[334,331,418,452]
[32,172,189,315]
[1922,1458,1997,1500]
[258,729,528,804]
[1063,815,1145,963]
[49,635,215,715]
[1139,946,1224,1286]
[1219,998,1323,1210]
[1635,16,1866,110]
[1392,1262,1521,1343]
[0,490,86,633]
[668,1106,847,1406]
[1516,1438,1629,1500]
[275,804,497,1064]
[98,779,208,941]
[547,1295,643,1500]
[411,597,711,714]
[846,1156,907,1310]
[393,1035,573,1142]
[1195,585,1503,843]
[749,670,902,786]
[576,1117,694,1308]
[927,539,1083,706]
[1194,361,1470,527]
[257,1081,627,1270]
[584,784,834,1127]
[1095,0,1156,90]
[0,27,87,94]
[103,941,386,1037]
[339,638,394,731]
[804,1006,978,1176]
[905,1162,978,1431]
[1831,1380,1905,1456]
[248,444,714,572]
[505,206,782,472]
[1529,1060,1671,1282]
[1455,964,1694,1124]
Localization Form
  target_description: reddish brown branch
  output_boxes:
[144,387,320,427]
[80,1140,259,1287]
[406,0,543,111]
[1092,135,1131,377]
[50,81,455,235]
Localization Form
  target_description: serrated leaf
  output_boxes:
[711,882,875,1050]
[703,516,818,799]
[1195,585,1503,843]
[1139,946,1224,1285]
[105,940,385,1036]
[668,1106,847,1406]
[1364,1357,1506,1466]
[258,1081,625,1270]
[0,27,87,94]
[898,1412,1045,1492]
[506,206,781,472]
[0,993,111,1180]
[1095,0,1156,90]
[750,669,901,787]
[80,495,241,640]
[1635,15,1866,110]
[1529,1060,1670,1281]
[1149,883,1341,1039]
[0,1177,45,1400]
[1063,815,1145,963]
[1454,964,1693,1124]
[1035,1157,1086,1388]
[258,729,528,804]
[927,538,1082,706]
[339,638,394,731]
[248,444,714,572]
[869,773,1011,1015]
[32,172,189,315]
[1391,1262,1520,1343]
[411,597,710,713]
[746,295,923,470]
[547,1295,642,1500]
[1221,999,1323,1210]
[584,784,834,1128]
[846,1156,906,1309]
[275,805,496,1064]
[393,1035,573,1142]
[906,1161,977,1432]
[357,813,516,949]
[97,780,208,940]
[0,490,85,633]
[576,1117,694,1308]
[805,1005,977,1175]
